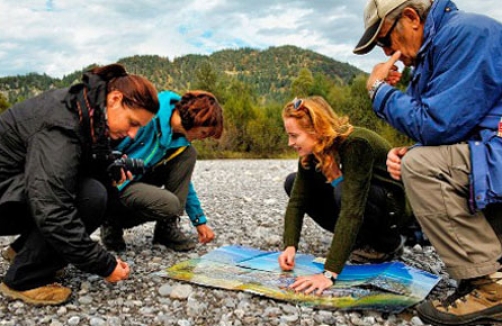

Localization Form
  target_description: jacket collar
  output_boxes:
[417,0,458,62]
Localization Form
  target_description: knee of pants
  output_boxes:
[284,172,297,197]
[77,178,107,231]
[401,148,429,182]
[144,191,182,219]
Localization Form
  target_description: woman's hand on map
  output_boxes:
[278,246,296,271]
[196,224,215,244]
[290,273,335,295]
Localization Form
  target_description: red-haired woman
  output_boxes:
[279,96,412,295]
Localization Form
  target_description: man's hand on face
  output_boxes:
[367,51,402,90]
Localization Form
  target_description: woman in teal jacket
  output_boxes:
[101,90,223,252]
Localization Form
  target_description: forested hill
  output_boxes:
[0,45,363,104]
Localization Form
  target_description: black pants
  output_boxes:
[1,178,107,290]
[284,172,402,252]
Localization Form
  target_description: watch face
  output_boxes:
[323,271,333,279]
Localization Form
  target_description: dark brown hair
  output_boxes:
[89,64,159,115]
[176,90,224,139]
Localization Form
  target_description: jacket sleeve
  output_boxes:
[25,127,116,277]
[185,182,207,226]
[324,138,374,274]
[283,161,307,249]
[373,20,502,145]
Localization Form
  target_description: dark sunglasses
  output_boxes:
[292,97,304,110]
[376,16,401,48]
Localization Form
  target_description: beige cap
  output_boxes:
[353,0,409,55]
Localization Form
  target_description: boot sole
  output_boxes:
[418,313,502,326]
[0,283,71,306]
[417,301,502,326]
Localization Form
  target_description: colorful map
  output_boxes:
[161,245,440,312]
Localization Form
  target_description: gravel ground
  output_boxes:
[0,159,454,326]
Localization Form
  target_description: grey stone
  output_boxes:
[67,316,80,326]
[170,284,193,300]
[411,316,425,325]
[89,317,106,326]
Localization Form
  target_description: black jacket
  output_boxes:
[0,87,116,277]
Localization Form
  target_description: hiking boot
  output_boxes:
[417,271,502,325]
[0,282,71,306]
[152,217,196,252]
[349,236,405,264]
[100,224,126,252]
[1,246,16,264]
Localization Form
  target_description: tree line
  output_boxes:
[0,59,413,159]
[188,62,413,158]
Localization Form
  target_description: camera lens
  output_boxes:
[123,158,145,175]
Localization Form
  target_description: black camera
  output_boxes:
[106,151,145,182]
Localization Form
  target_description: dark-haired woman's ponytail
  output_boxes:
[88,63,128,82]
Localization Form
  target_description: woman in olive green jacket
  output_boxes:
[278,96,411,295]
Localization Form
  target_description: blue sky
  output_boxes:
[0,0,501,78]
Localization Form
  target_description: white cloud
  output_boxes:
[0,0,500,78]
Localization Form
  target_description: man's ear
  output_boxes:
[402,7,422,25]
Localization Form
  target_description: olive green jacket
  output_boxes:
[283,127,411,273]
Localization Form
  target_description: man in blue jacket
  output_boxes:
[354,0,502,325]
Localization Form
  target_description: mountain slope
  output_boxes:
[0,45,364,104]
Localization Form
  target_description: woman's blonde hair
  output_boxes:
[282,96,353,182]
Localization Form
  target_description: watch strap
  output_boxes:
[323,270,336,283]
[368,79,385,101]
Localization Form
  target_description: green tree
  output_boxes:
[193,61,218,94]
[219,79,258,152]
[0,93,10,114]
[310,73,337,100]
[291,68,314,98]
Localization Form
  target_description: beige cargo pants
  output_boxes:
[401,144,502,280]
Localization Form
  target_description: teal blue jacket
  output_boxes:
[115,91,207,226]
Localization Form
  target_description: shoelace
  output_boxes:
[441,275,502,310]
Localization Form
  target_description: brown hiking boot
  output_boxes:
[100,224,126,252]
[1,246,16,263]
[417,272,502,326]
[349,236,405,264]
[152,217,196,252]
[0,282,71,306]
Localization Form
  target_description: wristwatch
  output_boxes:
[323,270,336,283]
[368,79,385,101]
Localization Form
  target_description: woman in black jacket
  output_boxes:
[0,64,159,305]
